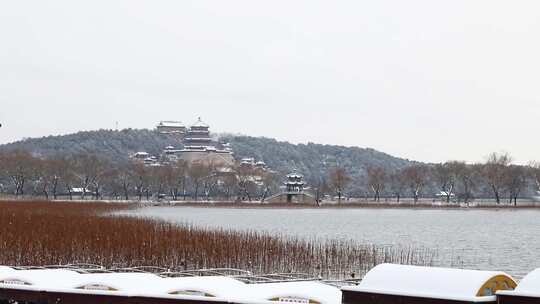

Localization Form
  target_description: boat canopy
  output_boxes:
[74,272,164,292]
[161,276,250,298]
[497,268,540,299]
[0,269,81,289]
[247,281,341,304]
[0,267,342,304]
[341,264,516,302]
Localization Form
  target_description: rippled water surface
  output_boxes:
[121,206,540,278]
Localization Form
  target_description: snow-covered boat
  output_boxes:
[0,266,342,304]
[341,264,516,304]
[497,268,540,304]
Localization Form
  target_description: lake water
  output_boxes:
[120,206,540,279]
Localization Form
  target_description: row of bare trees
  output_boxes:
[322,152,540,205]
[1,150,539,204]
[0,150,280,202]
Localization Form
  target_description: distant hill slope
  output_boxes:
[0,129,417,193]
[221,135,414,183]
[0,129,175,164]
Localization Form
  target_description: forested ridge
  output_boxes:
[0,129,414,185]
[2,129,539,201]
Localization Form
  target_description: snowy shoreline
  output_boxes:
[2,197,540,209]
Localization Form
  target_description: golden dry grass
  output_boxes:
[0,200,436,278]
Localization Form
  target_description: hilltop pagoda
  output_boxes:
[172,117,234,166]
[183,117,213,151]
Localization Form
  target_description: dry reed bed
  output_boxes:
[0,201,436,278]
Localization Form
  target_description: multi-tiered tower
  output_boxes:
[183,118,212,151]
[176,118,234,166]
[285,170,305,193]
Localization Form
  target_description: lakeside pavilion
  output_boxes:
[265,170,316,204]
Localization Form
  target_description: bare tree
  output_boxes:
[388,169,407,203]
[481,152,512,204]
[367,166,387,202]
[220,171,238,201]
[174,161,188,201]
[132,162,151,201]
[33,159,54,199]
[529,161,540,193]
[103,166,123,200]
[160,163,177,200]
[504,165,528,206]
[150,165,168,200]
[188,163,210,201]
[201,163,219,201]
[454,162,477,205]
[259,170,279,202]
[432,162,460,203]
[114,163,134,200]
[235,164,256,202]
[91,158,111,200]
[313,176,330,206]
[1,150,36,196]
[329,167,351,203]
[31,157,71,200]
[403,165,428,204]
[46,157,66,200]
[72,154,103,199]
[57,157,76,200]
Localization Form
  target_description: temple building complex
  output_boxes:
[156,121,186,135]
[159,118,234,167]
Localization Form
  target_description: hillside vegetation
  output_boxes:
[1,129,539,201]
[222,135,414,185]
[0,129,415,188]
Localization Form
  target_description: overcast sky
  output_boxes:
[0,1,538,164]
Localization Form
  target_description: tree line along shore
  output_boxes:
[0,150,539,206]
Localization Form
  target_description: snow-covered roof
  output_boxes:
[435,191,456,197]
[216,167,235,173]
[133,152,150,158]
[498,268,540,298]
[191,117,209,128]
[74,273,164,292]
[160,276,248,298]
[158,121,185,128]
[189,130,210,134]
[287,171,303,179]
[247,281,341,304]
[0,269,81,288]
[71,188,93,193]
[0,267,341,304]
[342,264,516,302]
